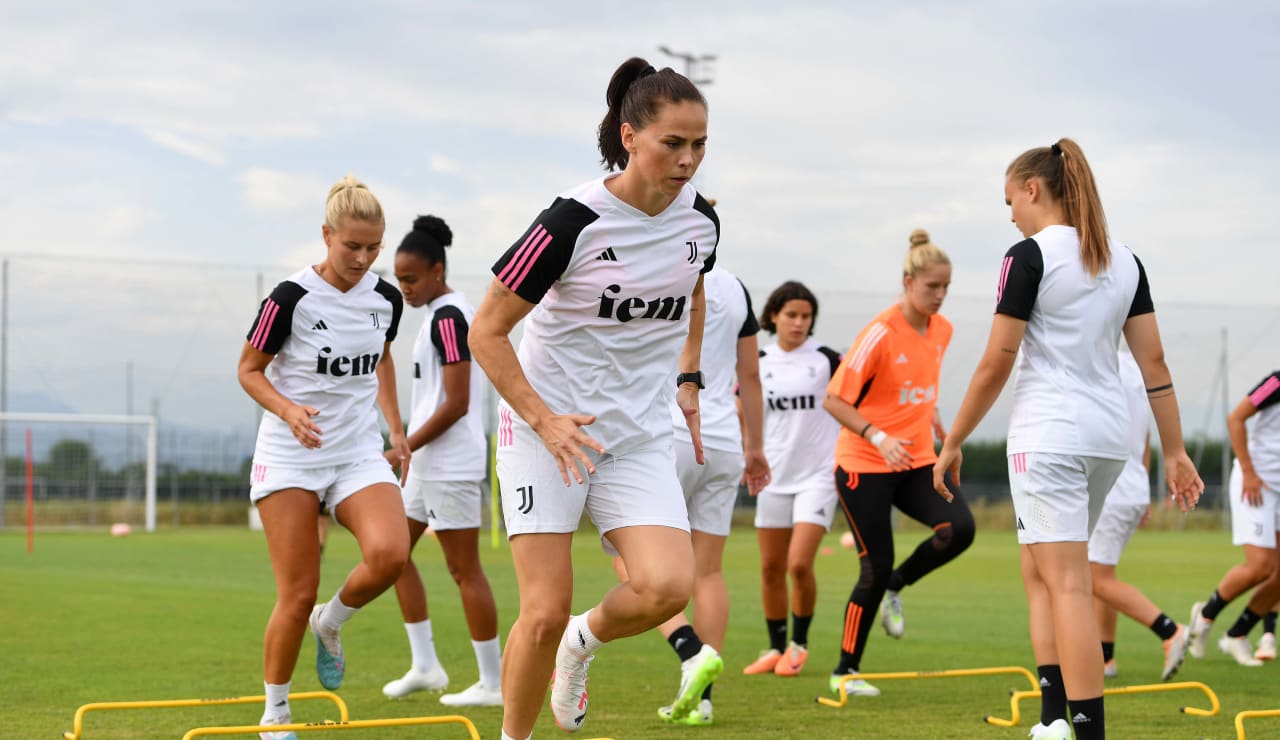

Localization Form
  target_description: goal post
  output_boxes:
[1,412,158,532]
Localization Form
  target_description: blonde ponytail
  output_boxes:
[903,229,950,278]
[325,175,384,230]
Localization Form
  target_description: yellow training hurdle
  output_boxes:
[64,691,348,740]
[818,666,1039,709]
[182,714,481,739]
[984,681,1220,728]
[1235,708,1280,739]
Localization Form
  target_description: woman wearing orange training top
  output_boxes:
[822,230,975,697]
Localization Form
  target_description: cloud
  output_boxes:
[429,154,460,174]
[143,130,225,165]
[240,168,331,214]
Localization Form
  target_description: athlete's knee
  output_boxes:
[275,586,318,621]
[933,517,975,554]
[363,540,411,584]
[856,552,893,593]
[760,557,788,583]
[518,606,571,647]
[788,557,815,584]
[633,569,693,616]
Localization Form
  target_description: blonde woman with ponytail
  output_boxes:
[238,176,411,740]
[822,229,973,698]
[934,139,1204,740]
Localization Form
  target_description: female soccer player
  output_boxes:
[823,230,975,697]
[381,215,502,706]
[469,57,722,740]
[1088,348,1188,681]
[238,176,411,739]
[614,261,771,726]
[934,139,1203,740]
[741,281,841,679]
[1186,367,1280,666]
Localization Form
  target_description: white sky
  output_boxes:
[3,1,1278,451]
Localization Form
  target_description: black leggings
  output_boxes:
[834,465,976,671]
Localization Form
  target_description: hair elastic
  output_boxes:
[1050,142,1063,156]
[640,64,657,77]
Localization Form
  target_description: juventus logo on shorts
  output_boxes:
[517,485,534,514]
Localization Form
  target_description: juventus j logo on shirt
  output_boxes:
[686,240,698,263]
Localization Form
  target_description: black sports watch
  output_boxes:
[676,371,705,389]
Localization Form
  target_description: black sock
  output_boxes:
[791,613,813,647]
[1227,608,1264,638]
[1149,613,1178,641]
[1068,696,1105,739]
[701,684,712,701]
[1101,642,1114,662]
[887,571,906,593]
[1037,665,1067,726]
[667,625,704,662]
[1201,590,1230,621]
[766,618,788,652]
[1264,611,1278,635]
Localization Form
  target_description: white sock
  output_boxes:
[565,611,605,660]
[500,731,530,740]
[473,636,502,689]
[262,681,290,721]
[318,592,358,632]
[405,619,439,673]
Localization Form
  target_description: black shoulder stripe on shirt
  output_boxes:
[1127,252,1155,318]
[736,279,760,337]
[994,238,1043,321]
[818,346,841,379]
[246,280,308,355]
[429,305,472,364]
[374,278,404,342]
[1248,371,1280,411]
[492,197,599,304]
[693,192,720,275]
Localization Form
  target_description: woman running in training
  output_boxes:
[1088,347,1188,682]
[238,176,410,740]
[741,281,841,679]
[1186,366,1280,666]
[824,230,974,698]
[469,57,722,740]
[934,139,1203,740]
[381,215,502,707]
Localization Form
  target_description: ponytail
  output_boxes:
[1006,138,1109,276]
[325,175,384,230]
[397,215,453,273]
[597,57,707,171]
[903,228,950,278]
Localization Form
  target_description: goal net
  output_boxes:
[1,412,157,532]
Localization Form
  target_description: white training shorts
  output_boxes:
[496,419,689,554]
[403,478,484,530]
[249,457,400,510]
[754,482,838,530]
[1228,460,1280,548]
[676,443,744,537]
[1008,452,1124,545]
[1088,497,1148,566]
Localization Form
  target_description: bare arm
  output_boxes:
[735,333,770,494]
[933,314,1026,498]
[1123,312,1203,511]
[1227,396,1263,504]
[676,274,707,464]
[469,278,603,484]
[375,343,410,484]
[823,392,915,472]
[237,342,322,449]
[406,362,471,451]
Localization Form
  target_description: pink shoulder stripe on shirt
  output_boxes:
[497,225,553,292]
[997,256,1014,303]
[439,317,459,363]
[250,300,279,350]
[849,323,887,373]
[1250,376,1280,407]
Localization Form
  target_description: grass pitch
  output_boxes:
[3,524,1275,738]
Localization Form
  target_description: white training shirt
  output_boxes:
[670,265,759,454]
[758,338,842,493]
[407,292,487,481]
[491,174,718,455]
[1242,370,1280,484]
[246,267,403,467]
[1107,349,1152,507]
[995,225,1154,459]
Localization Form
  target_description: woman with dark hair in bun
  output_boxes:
[382,215,502,707]
[470,57,721,739]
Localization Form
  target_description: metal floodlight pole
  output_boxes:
[658,45,718,85]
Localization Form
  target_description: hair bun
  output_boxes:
[412,215,453,247]
[908,229,931,249]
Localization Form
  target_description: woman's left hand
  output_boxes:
[677,383,704,465]
[932,443,960,502]
[388,431,411,486]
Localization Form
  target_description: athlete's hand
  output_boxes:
[282,403,322,449]
[535,413,604,486]
[742,447,771,496]
[932,442,960,502]
[932,419,948,446]
[876,435,914,472]
[388,431,411,487]
[1242,468,1264,507]
[1163,449,1203,513]
[678,384,704,465]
